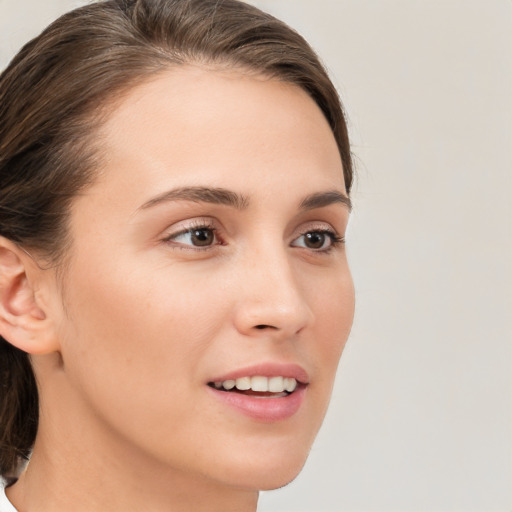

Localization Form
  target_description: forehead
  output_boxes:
[90,65,345,208]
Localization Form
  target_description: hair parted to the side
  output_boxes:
[0,0,353,477]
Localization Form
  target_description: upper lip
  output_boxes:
[208,362,310,385]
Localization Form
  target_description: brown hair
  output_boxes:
[0,0,353,477]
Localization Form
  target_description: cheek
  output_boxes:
[305,269,354,407]
[57,253,228,407]
[311,267,354,354]
[54,254,238,472]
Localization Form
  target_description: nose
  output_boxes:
[232,247,314,339]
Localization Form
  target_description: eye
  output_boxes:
[164,225,218,248]
[291,230,343,251]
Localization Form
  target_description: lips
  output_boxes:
[207,363,308,422]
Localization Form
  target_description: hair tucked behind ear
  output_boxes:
[0,0,353,477]
[0,342,38,477]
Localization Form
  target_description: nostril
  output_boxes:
[254,324,276,330]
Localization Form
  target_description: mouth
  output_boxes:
[206,365,308,422]
[208,376,299,398]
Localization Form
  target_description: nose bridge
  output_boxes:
[233,238,313,337]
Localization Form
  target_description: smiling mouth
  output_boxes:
[208,376,298,398]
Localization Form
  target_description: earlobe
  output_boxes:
[0,237,58,354]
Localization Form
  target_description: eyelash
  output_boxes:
[161,221,344,254]
[292,229,345,253]
[161,220,221,251]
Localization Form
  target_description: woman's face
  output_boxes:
[51,66,354,490]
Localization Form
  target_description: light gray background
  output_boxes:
[1,1,510,511]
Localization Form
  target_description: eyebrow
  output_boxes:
[299,190,352,212]
[139,186,249,210]
[139,186,351,212]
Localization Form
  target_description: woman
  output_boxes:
[0,0,354,510]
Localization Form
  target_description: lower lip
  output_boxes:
[207,385,306,422]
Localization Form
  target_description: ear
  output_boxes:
[0,237,59,354]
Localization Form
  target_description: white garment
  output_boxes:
[0,480,18,512]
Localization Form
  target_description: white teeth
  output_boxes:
[251,376,268,392]
[235,377,251,390]
[268,376,284,392]
[222,380,235,390]
[213,376,298,393]
[284,377,297,392]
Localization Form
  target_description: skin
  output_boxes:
[3,66,354,511]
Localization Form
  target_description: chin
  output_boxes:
[253,464,306,491]
[218,443,311,492]
[228,467,305,492]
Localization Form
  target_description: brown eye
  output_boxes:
[190,228,215,246]
[165,226,218,248]
[303,232,327,249]
[291,229,342,252]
